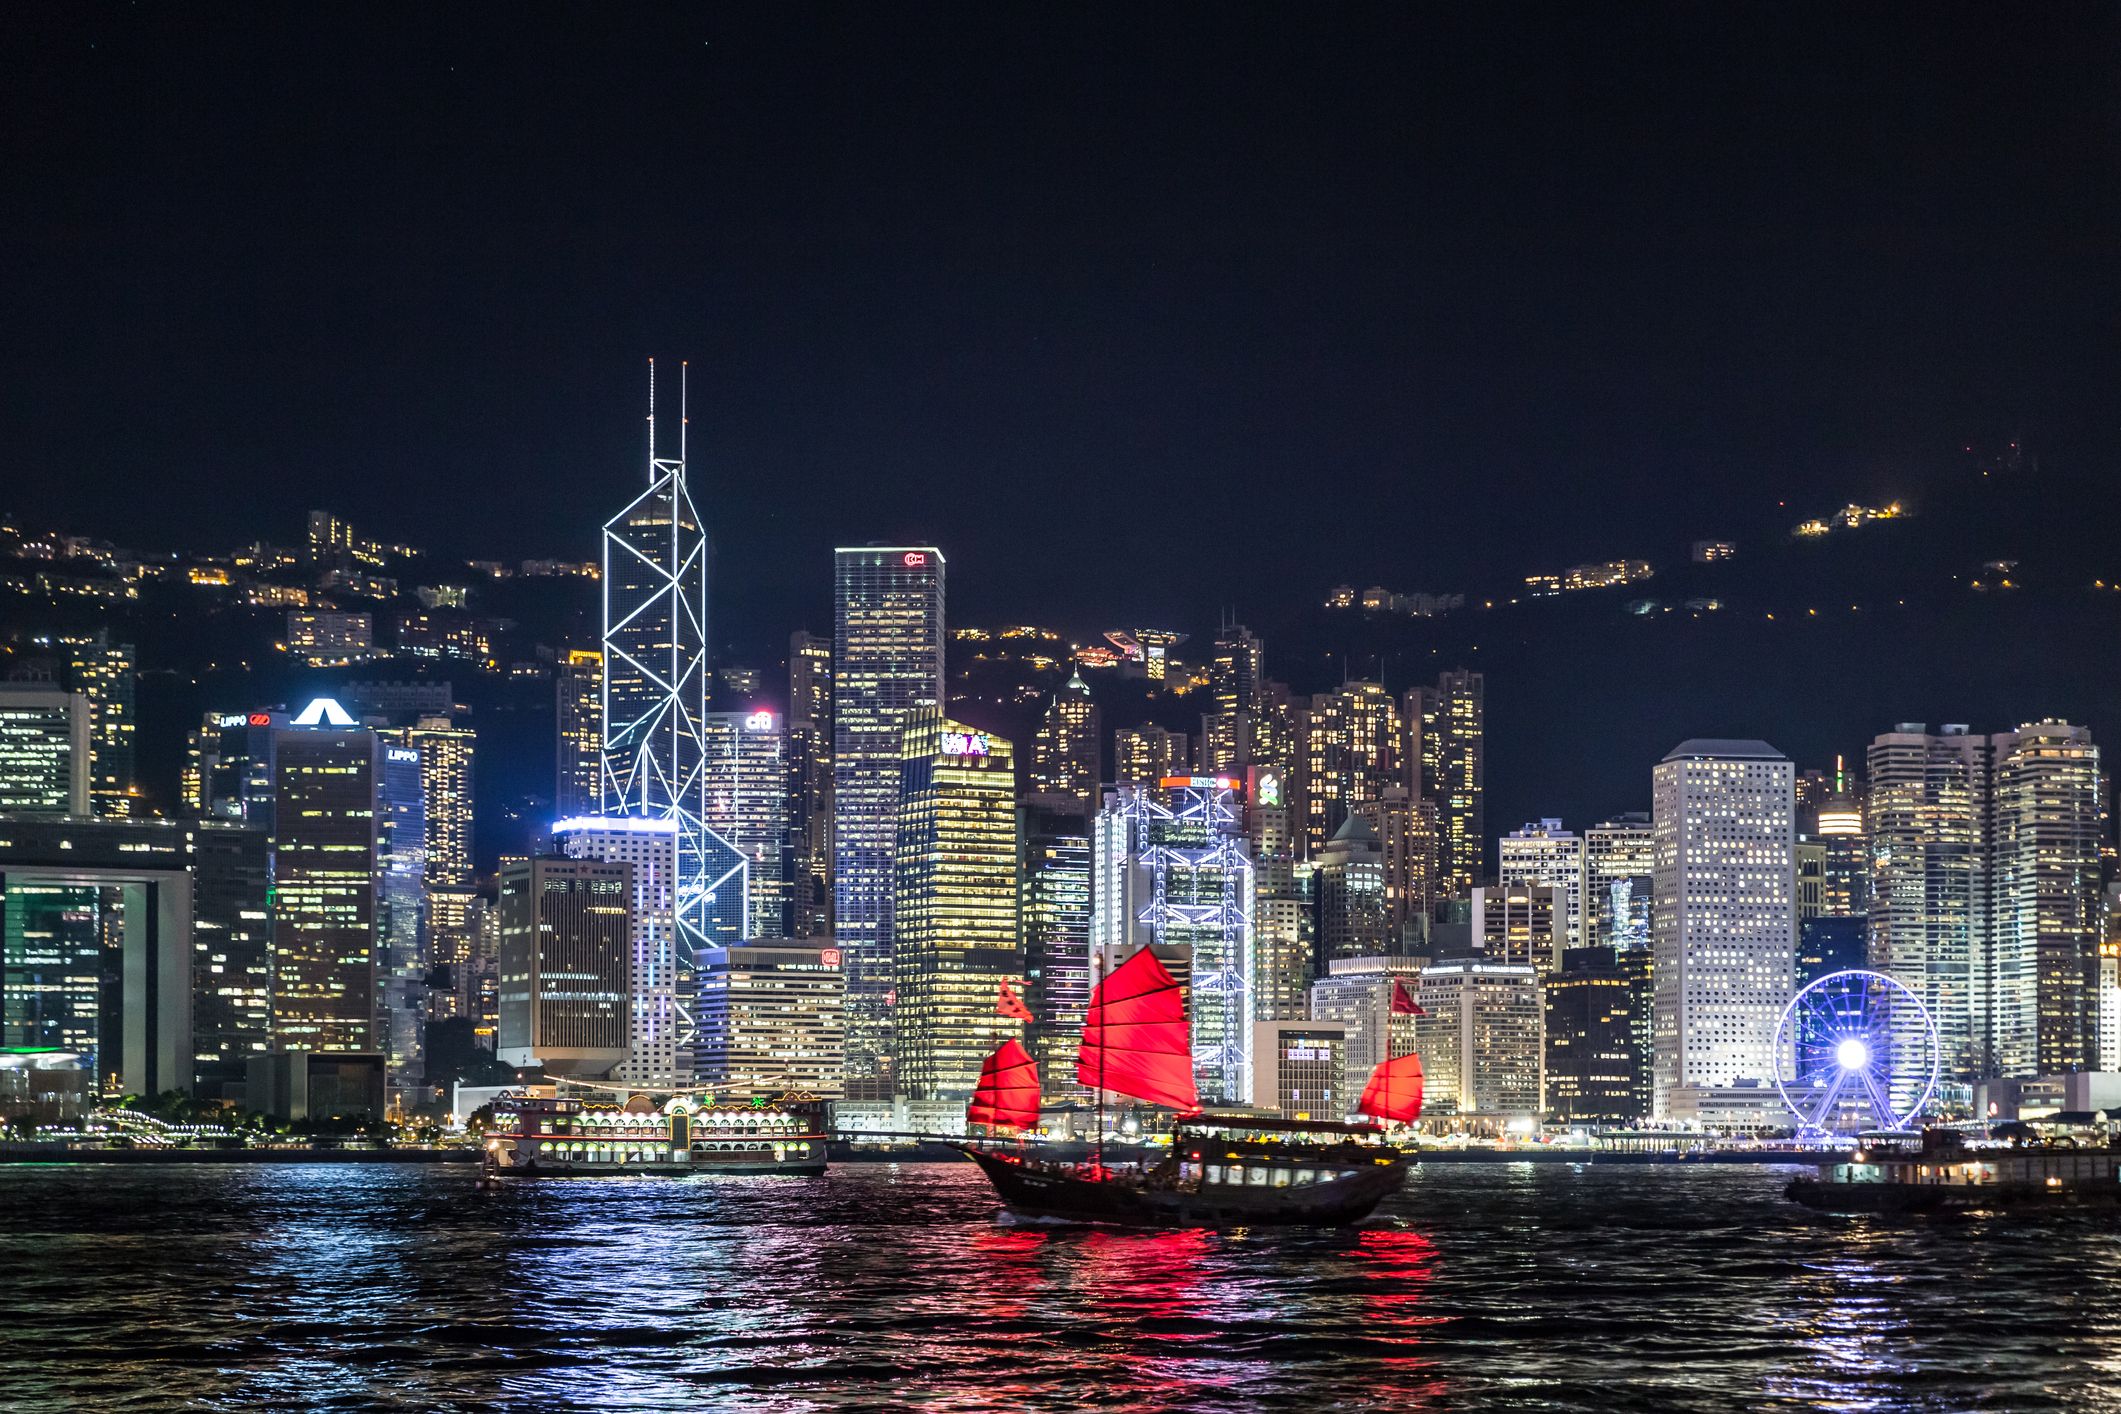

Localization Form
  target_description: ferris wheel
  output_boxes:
[1773,969,1940,1136]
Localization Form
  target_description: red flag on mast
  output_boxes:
[967,1038,1041,1129]
[996,980,1032,1022]
[1075,948,1198,1111]
[1390,978,1425,1016]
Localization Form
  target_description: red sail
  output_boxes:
[1075,947,1199,1111]
[967,1038,1042,1129]
[1358,1051,1425,1124]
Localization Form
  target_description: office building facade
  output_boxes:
[497,856,633,1078]
[891,711,1021,1102]
[1651,739,1797,1121]
[833,546,945,1097]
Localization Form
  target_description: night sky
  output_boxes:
[7,7,2121,833]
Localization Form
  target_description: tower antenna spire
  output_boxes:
[681,359,689,467]
[647,357,658,478]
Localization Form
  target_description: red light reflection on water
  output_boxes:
[1352,1227,1449,1399]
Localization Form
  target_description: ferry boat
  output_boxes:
[957,949,1422,1227]
[1786,1129,2121,1213]
[483,1089,828,1178]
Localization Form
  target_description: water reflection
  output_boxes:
[7,1162,2121,1410]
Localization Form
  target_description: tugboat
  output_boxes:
[958,948,1421,1227]
[483,1089,829,1178]
[1786,1127,2121,1213]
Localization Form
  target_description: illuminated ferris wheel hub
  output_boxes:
[1773,969,1940,1137]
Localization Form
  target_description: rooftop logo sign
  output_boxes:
[291,697,357,727]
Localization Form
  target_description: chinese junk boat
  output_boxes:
[959,948,1418,1227]
[483,1090,828,1178]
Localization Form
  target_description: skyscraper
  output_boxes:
[58,631,136,817]
[1651,739,1796,1122]
[1200,622,1267,774]
[1545,945,1652,1123]
[1019,795,1093,1095]
[1414,959,1544,1121]
[0,685,88,815]
[1410,669,1485,898]
[1093,777,1257,1105]
[1313,813,1389,964]
[554,649,603,820]
[0,818,195,1097]
[270,720,381,1054]
[406,715,475,888]
[891,711,1021,1102]
[1245,765,1311,1023]
[1029,672,1100,811]
[1294,682,1403,859]
[1472,882,1566,973]
[1498,820,1586,950]
[1866,724,1986,1079]
[1990,721,2102,1076]
[1584,813,1654,951]
[554,816,682,1085]
[603,367,741,1032]
[1112,724,1190,785]
[833,545,945,1097]
[187,819,273,1096]
[1354,787,1437,949]
[696,941,846,1097]
[787,630,834,938]
[375,740,427,1086]
[704,707,789,939]
[496,856,632,1078]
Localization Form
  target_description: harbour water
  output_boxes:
[5,1160,2120,1411]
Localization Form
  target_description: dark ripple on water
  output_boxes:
[6,1161,2121,1411]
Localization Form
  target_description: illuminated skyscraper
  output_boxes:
[270,717,381,1054]
[1112,724,1190,785]
[704,708,790,939]
[1295,682,1403,859]
[1200,623,1267,774]
[1584,813,1653,951]
[787,630,833,937]
[0,685,88,814]
[406,715,474,888]
[1093,777,1257,1105]
[1472,882,1565,973]
[1354,786,1437,946]
[696,941,846,1097]
[58,631,137,817]
[1409,670,1485,897]
[497,855,632,1078]
[554,817,682,1085]
[554,649,603,820]
[375,740,427,1085]
[833,545,945,1096]
[891,711,1022,1102]
[1498,820,1586,950]
[1314,813,1389,964]
[602,365,741,1046]
[1020,795,1093,1095]
[1651,739,1796,1121]
[1029,672,1100,811]
[1990,721,2102,1076]
[1246,765,1310,1023]
[1866,725,1986,1078]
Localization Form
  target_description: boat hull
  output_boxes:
[1786,1176,2121,1214]
[963,1148,1406,1227]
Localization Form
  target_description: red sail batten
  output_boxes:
[967,1038,1042,1129]
[1359,1051,1424,1124]
[1075,947,1199,1112]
